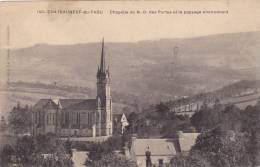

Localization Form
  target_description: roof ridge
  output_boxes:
[63,99,97,110]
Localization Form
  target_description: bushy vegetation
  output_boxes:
[86,135,128,162]
[87,153,137,167]
[0,133,73,167]
[126,99,260,167]
[191,127,251,167]
[3,80,260,167]
[170,101,260,167]
[170,152,211,167]
[126,102,194,138]
[8,103,32,134]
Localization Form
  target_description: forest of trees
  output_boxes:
[1,96,260,167]
[0,133,73,167]
[125,100,260,167]
[7,103,32,135]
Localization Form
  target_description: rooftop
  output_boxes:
[131,138,177,156]
[178,132,200,152]
[131,132,200,157]
[33,98,96,111]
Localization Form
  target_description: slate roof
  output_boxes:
[130,133,200,157]
[131,139,177,156]
[65,99,96,110]
[33,98,96,111]
[59,99,87,109]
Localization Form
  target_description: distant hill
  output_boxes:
[166,80,260,109]
[0,79,259,117]
[0,31,259,114]
[0,81,139,116]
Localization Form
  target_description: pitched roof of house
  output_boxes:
[33,98,96,111]
[131,139,177,156]
[178,132,200,152]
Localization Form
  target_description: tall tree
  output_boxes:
[241,105,260,167]
[220,105,242,132]
[191,103,221,132]
[127,112,139,134]
[191,127,251,167]
[8,103,32,134]
[160,113,191,138]
[15,136,35,164]
[170,152,211,167]
[0,116,7,132]
[155,102,170,119]
[87,136,124,162]
[0,144,15,165]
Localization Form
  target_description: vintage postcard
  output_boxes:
[0,0,259,167]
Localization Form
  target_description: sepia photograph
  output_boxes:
[0,0,259,167]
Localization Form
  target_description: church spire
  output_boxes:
[100,38,106,73]
[96,37,112,137]
[97,38,110,79]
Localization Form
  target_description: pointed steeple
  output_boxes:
[97,38,110,79]
[100,38,106,73]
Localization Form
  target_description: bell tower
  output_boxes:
[96,38,112,136]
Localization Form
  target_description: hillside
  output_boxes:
[0,31,260,115]
[166,80,260,108]
[0,82,139,116]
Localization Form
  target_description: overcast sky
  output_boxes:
[0,0,260,48]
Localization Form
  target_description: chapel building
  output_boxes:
[31,39,113,137]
